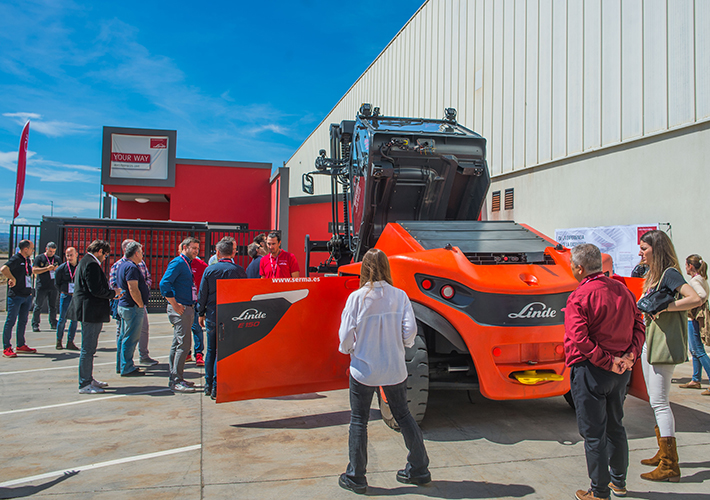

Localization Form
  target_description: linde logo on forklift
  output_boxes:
[232,308,267,322]
[508,302,558,319]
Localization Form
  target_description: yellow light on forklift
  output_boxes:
[512,370,564,385]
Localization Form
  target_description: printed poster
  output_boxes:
[555,224,658,277]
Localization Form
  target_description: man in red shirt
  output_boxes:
[260,231,300,279]
[189,256,208,366]
[565,244,645,500]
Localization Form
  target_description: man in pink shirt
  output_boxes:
[565,244,645,500]
[260,231,300,279]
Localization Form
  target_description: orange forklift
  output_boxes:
[215,105,640,424]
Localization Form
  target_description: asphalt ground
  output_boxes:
[0,311,709,499]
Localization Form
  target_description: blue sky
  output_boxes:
[0,0,423,231]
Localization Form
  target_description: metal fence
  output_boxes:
[38,217,267,312]
[9,223,41,255]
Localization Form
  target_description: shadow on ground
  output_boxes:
[365,479,535,498]
[0,471,78,499]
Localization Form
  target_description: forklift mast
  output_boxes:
[302,104,490,275]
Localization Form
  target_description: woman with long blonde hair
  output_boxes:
[337,248,430,493]
[678,254,710,393]
[637,230,701,482]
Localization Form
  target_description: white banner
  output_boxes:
[555,224,658,277]
[110,133,169,180]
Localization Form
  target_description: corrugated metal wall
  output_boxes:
[286,0,710,198]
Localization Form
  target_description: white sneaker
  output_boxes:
[181,380,195,387]
[171,382,196,393]
[79,385,105,394]
[91,379,109,388]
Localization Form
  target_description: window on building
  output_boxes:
[504,188,514,210]
[491,191,501,212]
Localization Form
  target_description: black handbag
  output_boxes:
[637,268,676,315]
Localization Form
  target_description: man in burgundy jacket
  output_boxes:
[564,244,645,500]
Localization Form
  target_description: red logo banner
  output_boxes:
[14,121,29,219]
[111,152,151,163]
[150,138,167,149]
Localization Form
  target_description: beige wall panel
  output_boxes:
[435,0,446,118]
[601,0,621,145]
[444,0,455,111]
[583,0,602,151]
[513,0,526,170]
[482,0,494,162]
[697,0,710,120]
[490,0,504,175]
[458,0,469,126]
[567,1,584,156]
[643,0,668,134]
[621,0,643,141]
[551,0,567,160]
[473,0,484,134]
[667,0,696,127]
[537,0,552,163]
[525,0,539,166]
[501,0,515,174]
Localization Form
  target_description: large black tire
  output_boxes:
[378,325,429,430]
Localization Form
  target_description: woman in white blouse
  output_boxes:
[678,254,710,395]
[337,248,430,494]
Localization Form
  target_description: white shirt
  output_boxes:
[338,281,417,387]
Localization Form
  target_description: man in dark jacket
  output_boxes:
[54,246,79,350]
[69,240,120,394]
[197,237,246,399]
[1,239,37,357]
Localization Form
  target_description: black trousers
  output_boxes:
[32,287,58,329]
[571,360,631,498]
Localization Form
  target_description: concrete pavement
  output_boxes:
[0,311,709,499]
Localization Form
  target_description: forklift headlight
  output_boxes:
[440,285,455,300]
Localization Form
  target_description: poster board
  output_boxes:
[555,224,658,277]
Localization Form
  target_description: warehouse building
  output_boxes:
[285,0,709,271]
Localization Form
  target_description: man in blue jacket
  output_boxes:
[197,237,247,400]
[160,236,200,393]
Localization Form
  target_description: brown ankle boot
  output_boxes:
[640,436,681,482]
[640,425,661,466]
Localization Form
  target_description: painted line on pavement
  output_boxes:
[34,334,173,350]
[0,387,173,415]
[0,355,171,376]
[0,444,201,487]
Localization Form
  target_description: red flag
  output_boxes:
[13,121,29,220]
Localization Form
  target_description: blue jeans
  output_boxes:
[56,293,78,344]
[117,305,145,375]
[205,318,216,388]
[191,310,204,355]
[346,376,429,483]
[79,322,103,388]
[688,319,710,382]
[571,360,631,498]
[3,295,33,349]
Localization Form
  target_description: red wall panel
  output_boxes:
[107,162,271,230]
[289,201,345,275]
[117,200,170,220]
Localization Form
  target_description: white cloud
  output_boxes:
[0,149,97,182]
[3,112,92,137]
[0,149,37,171]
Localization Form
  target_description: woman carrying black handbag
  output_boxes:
[637,230,701,482]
